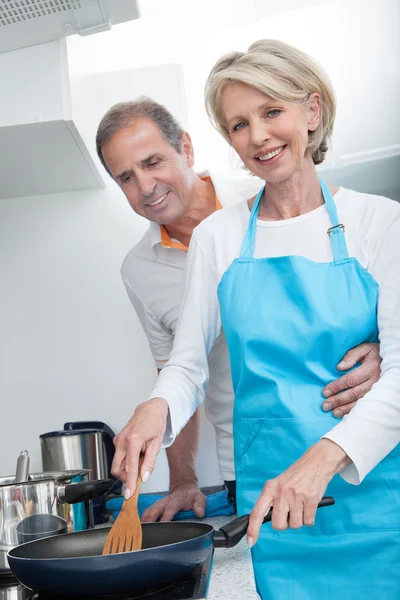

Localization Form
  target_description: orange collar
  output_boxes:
[160,176,222,252]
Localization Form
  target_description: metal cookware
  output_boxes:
[0,469,112,574]
[16,514,68,545]
[40,421,122,524]
[7,497,334,597]
[14,453,29,485]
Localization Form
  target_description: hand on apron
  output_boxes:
[246,439,350,548]
[322,342,381,418]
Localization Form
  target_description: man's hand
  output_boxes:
[322,342,381,418]
[141,408,205,522]
[111,397,169,499]
[246,439,350,547]
[141,480,207,522]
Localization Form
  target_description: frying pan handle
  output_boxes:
[58,479,113,504]
[213,496,335,548]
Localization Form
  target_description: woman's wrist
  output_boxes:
[313,438,352,476]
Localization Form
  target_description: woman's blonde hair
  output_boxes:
[205,39,336,165]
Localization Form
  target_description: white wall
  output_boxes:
[67,0,400,174]
[1,0,399,490]
[0,182,219,491]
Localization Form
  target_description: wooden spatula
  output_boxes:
[102,457,143,555]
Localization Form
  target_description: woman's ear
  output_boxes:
[308,92,321,132]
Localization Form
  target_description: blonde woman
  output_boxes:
[113,40,400,599]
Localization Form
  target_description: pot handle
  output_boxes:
[58,479,113,504]
[213,495,335,548]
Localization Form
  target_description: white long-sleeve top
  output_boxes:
[149,187,400,485]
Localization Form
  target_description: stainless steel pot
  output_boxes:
[0,469,111,574]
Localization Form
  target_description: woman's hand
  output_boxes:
[111,398,169,499]
[246,439,351,547]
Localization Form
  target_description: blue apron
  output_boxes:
[217,180,400,599]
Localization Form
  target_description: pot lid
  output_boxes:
[40,429,101,438]
[0,469,91,487]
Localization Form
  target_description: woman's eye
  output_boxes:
[232,122,246,132]
[267,109,281,118]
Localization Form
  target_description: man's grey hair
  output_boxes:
[96,97,185,177]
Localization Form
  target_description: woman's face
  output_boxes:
[221,82,320,183]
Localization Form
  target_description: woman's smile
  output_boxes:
[253,144,287,166]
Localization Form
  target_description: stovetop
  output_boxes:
[0,553,212,600]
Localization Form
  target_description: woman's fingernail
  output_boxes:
[322,389,332,398]
[322,402,332,412]
[333,409,343,418]
[124,488,131,500]
[337,361,346,369]
[246,536,254,549]
[142,471,150,483]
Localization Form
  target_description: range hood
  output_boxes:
[0,1,141,199]
[0,0,141,53]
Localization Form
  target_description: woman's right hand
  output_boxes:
[111,398,169,499]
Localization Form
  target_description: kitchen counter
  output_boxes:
[198,516,259,600]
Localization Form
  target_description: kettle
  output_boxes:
[40,421,121,524]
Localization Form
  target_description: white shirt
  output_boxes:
[121,170,263,480]
[150,187,400,485]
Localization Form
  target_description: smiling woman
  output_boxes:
[205,39,335,168]
[109,39,400,600]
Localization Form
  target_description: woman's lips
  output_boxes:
[255,145,287,165]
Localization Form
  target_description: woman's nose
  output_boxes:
[249,120,271,147]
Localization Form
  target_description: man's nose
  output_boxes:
[136,172,157,197]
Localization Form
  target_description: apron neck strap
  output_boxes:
[240,179,349,262]
[240,187,264,259]
[319,178,348,262]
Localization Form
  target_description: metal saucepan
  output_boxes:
[8,497,334,597]
[0,469,112,574]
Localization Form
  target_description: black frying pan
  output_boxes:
[8,496,334,597]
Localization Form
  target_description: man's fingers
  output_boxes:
[322,365,369,400]
[141,498,168,523]
[323,379,375,413]
[337,342,374,370]
[193,492,207,518]
[332,401,357,418]
[160,501,181,522]
[333,379,374,408]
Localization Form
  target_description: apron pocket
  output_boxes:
[237,417,400,535]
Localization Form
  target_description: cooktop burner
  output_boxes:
[0,553,212,600]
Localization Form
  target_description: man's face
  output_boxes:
[101,118,195,225]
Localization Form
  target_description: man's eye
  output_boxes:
[148,161,160,167]
[121,176,131,184]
